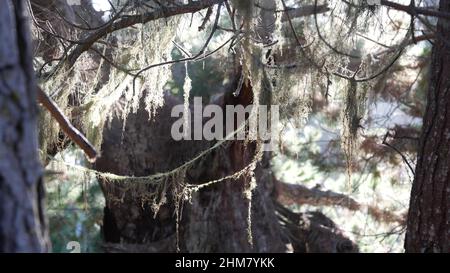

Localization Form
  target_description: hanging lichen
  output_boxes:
[38,15,182,154]
[183,62,192,139]
[171,167,187,253]
[340,79,368,190]
[243,143,261,247]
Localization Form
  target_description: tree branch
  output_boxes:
[274,180,406,224]
[37,86,97,161]
[281,4,330,21]
[254,3,330,21]
[66,0,224,68]
[381,0,450,20]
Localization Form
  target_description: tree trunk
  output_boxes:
[0,0,49,252]
[95,93,207,250]
[95,85,287,252]
[180,83,286,252]
[405,0,450,252]
[95,91,357,253]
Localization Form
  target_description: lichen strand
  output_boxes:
[183,62,192,139]
[341,79,368,189]
[243,144,261,246]
[269,66,313,127]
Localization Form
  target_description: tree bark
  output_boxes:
[405,0,450,253]
[0,0,49,252]
[95,85,287,252]
[180,82,286,252]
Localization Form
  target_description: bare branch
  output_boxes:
[382,131,415,175]
[37,87,97,161]
[66,0,225,68]
[274,180,406,224]
[281,4,330,21]
[381,0,450,20]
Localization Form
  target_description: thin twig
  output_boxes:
[382,131,415,175]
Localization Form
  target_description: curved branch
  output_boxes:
[66,0,225,68]
[274,180,406,224]
[313,0,361,59]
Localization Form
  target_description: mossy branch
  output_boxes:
[37,86,97,161]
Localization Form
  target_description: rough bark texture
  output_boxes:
[182,145,286,253]
[405,0,450,253]
[95,93,203,247]
[180,84,287,252]
[0,0,49,252]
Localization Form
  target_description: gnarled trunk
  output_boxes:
[95,84,287,252]
[0,0,49,252]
